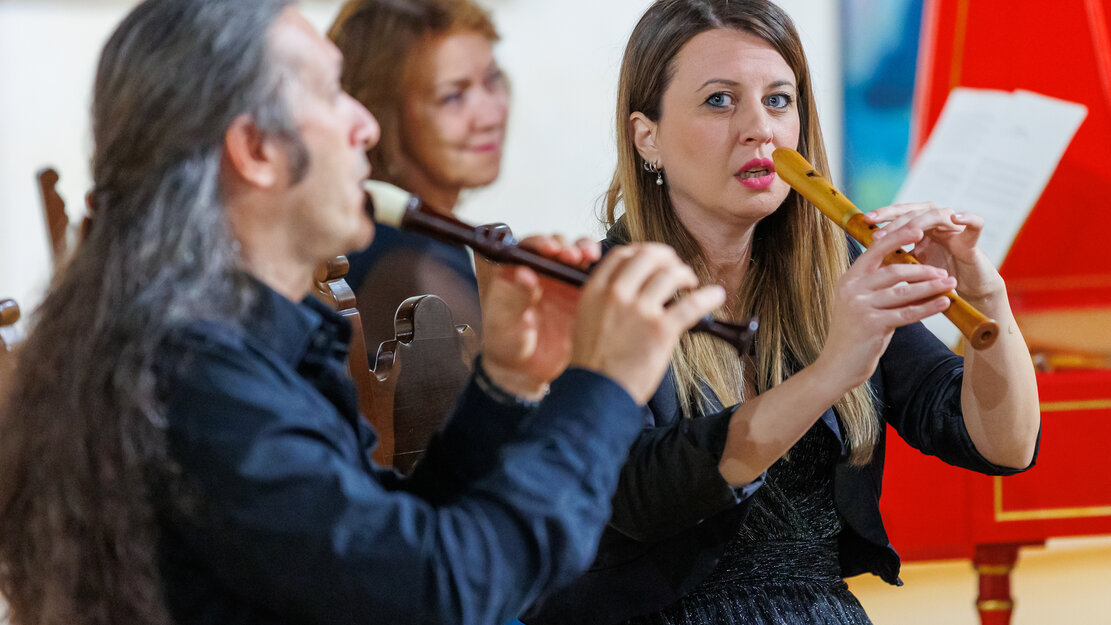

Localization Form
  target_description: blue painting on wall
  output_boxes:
[841,0,924,211]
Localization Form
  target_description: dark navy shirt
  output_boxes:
[156,284,642,625]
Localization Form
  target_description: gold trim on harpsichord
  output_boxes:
[976,599,1014,612]
[948,0,970,89]
[974,564,1014,576]
[992,398,1111,521]
[994,479,1111,521]
[1039,399,1111,412]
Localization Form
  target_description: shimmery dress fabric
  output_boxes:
[621,422,872,625]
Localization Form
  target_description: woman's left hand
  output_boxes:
[865,202,1004,302]
[868,204,1039,470]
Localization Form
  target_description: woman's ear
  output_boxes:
[629,111,661,167]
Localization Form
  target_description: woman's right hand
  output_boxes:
[814,222,957,391]
[719,222,958,486]
[570,243,725,404]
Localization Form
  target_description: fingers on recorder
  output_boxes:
[575,243,726,403]
[517,234,600,269]
[841,225,954,325]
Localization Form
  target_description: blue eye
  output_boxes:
[485,69,506,91]
[705,92,734,108]
[440,92,464,106]
[765,93,793,110]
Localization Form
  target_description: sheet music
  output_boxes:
[893,88,1087,346]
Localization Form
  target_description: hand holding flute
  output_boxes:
[772,148,1000,350]
[364,181,758,358]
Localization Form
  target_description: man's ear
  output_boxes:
[630,111,661,167]
[224,114,282,188]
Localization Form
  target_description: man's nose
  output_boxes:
[351,96,380,150]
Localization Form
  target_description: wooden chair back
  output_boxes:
[313,256,392,464]
[1,299,22,396]
[36,167,97,266]
[0,299,21,353]
[374,295,478,473]
[313,256,477,473]
[37,168,70,264]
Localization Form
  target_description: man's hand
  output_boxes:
[570,243,725,405]
[478,235,600,400]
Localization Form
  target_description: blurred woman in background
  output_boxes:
[329,0,508,352]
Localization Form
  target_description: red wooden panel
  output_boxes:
[881,369,1111,562]
[884,11,1111,625]
[881,433,977,560]
[912,0,1111,311]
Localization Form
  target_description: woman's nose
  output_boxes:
[473,87,509,129]
[739,108,773,145]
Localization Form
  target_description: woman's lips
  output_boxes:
[736,158,776,190]
[471,141,502,153]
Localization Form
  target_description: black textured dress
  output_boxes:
[621,422,873,625]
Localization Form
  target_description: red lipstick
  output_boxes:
[735,158,776,190]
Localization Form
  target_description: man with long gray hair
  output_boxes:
[0,1,725,624]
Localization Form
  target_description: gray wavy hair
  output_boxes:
[0,1,307,623]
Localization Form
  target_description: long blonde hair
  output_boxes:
[606,0,878,465]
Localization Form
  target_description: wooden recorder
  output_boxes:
[772,147,999,350]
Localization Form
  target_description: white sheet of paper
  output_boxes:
[892,88,1087,347]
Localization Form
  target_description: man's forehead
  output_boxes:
[269,6,342,76]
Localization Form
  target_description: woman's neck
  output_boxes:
[705,244,753,308]
[675,209,758,300]
[399,171,461,213]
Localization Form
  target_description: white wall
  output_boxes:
[0,1,128,325]
[0,0,841,328]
